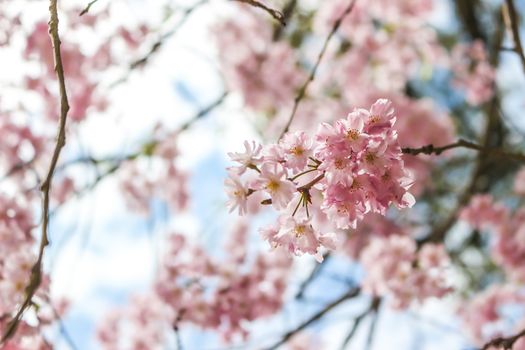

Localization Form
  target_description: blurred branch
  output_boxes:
[481,328,525,350]
[79,0,100,16]
[232,0,285,26]
[57,91,227,197]
[420,8,506,245]
[503,0,525,74]
[339,298,379,350]
[264,287,360,350]
[51,306,78,350]
[401,139,525,162]
[365,298,381,350]
[278,0,358,140]
[455,0,485,40]
[295,252,330,299]
[272,0,297,40]
[111,0,209,87]
[1,0,70,343]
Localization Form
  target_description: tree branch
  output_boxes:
[2,0,70,343]
[295,253,330,299]
[402,139,525,163]
[111,0,209,87]
[278,0,358,140]
[481,328,525,350]
[79,0,100,16]
[503,0,525,74]
[264,287,360,350]
[339,298,379,350]
[232,0,286,26]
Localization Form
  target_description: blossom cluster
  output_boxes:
[97,225,292,348]
[0,194,65,348]
[459,284,525,348]
[119,128,189,215]
[226,99,414,260]
[452,40,495,106]
[360,235,451,308]
[460,194,525,280]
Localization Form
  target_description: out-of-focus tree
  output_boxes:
[1,0,525,349]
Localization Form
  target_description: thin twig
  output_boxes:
[339,299,377,350]
[232,0,286,26]
[503,0,525,74]
[110,0,208,87]
[55,91,227,203]
[1,0,70,343]
[295,253,330,299]
[51,306,78,350]
[365,298,381,350]
[264,287,360,350]
[79,0,100,16]
[272,0,296,40]
[278,0,357,140]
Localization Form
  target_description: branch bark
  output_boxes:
[503,0,525,74]
[278,0,358,140]
[2,0,70,343]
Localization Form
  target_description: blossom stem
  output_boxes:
[289,168,319,181]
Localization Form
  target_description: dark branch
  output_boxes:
[339,298,379,350]
[402,139,525,163]
[295,253,330,299]
[232,0,286,26]
[503,0,525,74]
[79,0,100,16]
[481,328,525,350]
[264,287,360,350]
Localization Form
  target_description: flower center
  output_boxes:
[334,158,345,169]
[369,115,380,124]
[290,146,304,156]
[295,224,306,237]
[365,152,376,163]
[347,129,359,141]
[266,180,280,193]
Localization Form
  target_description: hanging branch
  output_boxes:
[232,0,286,26]
[1,0,70,343]
[278,0,358,140]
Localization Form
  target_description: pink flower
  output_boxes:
[365,98,396,134]
[224,173,250,215]
[361,236,450,308]
[253,163,295,209]
[280,131,313,171]
[227,140,262,174]
[459,194,509,231]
